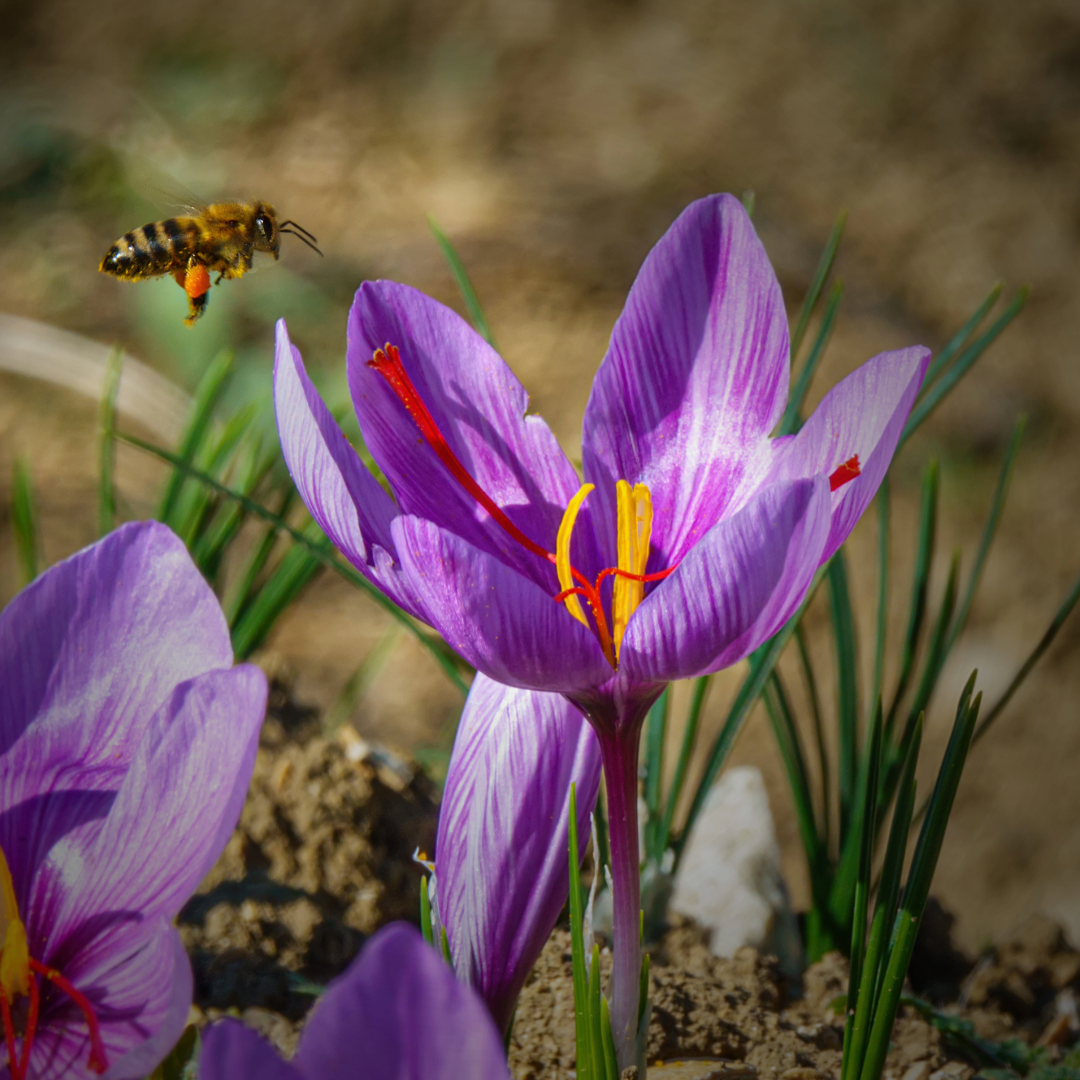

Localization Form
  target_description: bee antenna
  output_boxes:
[281,228,323,256]
[279,220,319,243]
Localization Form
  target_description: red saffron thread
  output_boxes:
[829,454,861,492]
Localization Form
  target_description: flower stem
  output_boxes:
[599,726,643,1073]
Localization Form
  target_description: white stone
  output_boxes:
[670,766,801,974]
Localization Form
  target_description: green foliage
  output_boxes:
[568,783,623,1080]
[10,456,40,586]
[146,1024,199,1080]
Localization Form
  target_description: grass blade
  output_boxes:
[870,479,890,726]
[764,671,822,875]
[676,572,824,865]
[118,431,471,695]
[790,210,847,362]
[229,518,328,659]
[946,416,1025,652]
[643,689,668,863]
[842,703,884,1070]
[885,460,938,743]
[920,283,1003,394]
[568,784,594,1080]
[829,553,860,839]
[323,628,400,736]
[973,571,1080,745]
[900,289,1028,447]
[158,350,233,525]
[859,676,980,1080]
[428,217,497,349]
[98,344,123,537]
[794,623,830,854]
[10,457,40,585]
[846,715,921,1080]
[419,874,434,946]
[657,676,709,859]
[780,279,844,436]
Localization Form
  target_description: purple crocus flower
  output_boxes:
[199,922,510,1080]
[274,193,929,1066]
[0,521,266,1080]
[436,673,601,1034]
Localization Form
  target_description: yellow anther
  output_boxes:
[556,484,595,628]
[0,844,29,999]
[613,480,653,659]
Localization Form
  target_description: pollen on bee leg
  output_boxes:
[183,261,211,299]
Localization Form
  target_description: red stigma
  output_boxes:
[829,454,861,492]
[367,343,680,667]
[0,959,108,1079]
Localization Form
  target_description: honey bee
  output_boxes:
[98,201,321,326]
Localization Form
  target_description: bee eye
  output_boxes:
[256,215,273,239]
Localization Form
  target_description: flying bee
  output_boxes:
[98,201,322,326]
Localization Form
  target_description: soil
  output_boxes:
[178,681,438,1037]
[181,713,1080,1079]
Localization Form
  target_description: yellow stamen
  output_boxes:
[613,480,653,660]
[0,845,29,999]
[556,483,595,628]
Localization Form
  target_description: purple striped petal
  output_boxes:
[39,666,264,949]
[348,281,592,589]
[764,346,930,561]
[24,921,190,1080]
[621,477,831,682]
[294,923,511,1080]
[200,1023,301,1080]
[437,675,601,1032]
[273,322,427,620]
[0,522,236,912]
[582,194,789,569]
[0,520,232,798]
[392,516,613,692]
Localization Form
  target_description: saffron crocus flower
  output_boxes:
[274,193,929,1067]
[436,673,601,1034]
[0,521,266,1080]
[199,923,510,1080]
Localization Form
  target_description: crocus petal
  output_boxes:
[582,194,790,567]
[348,281,592,589]
[99,926,193,1080]
[393,516,613,692]
[764,346,930,561]
[0,521,237,906]
[40,665,265,947]
[0,520,232,783]
[437,675,601,1033]
[200,1022,301,1080]
[273,321,427,620]
[621,477,830,682]
[295,923,511,1080]
[25,921,190,1080]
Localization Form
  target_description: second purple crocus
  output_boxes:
[274,192,929,1067]
[0,521,266,1080]
[199,923,510,1080]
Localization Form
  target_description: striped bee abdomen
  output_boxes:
[99,218,198,279]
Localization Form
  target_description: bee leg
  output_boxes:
[182,258,212,327]
[184,291,210,327]
[173,271,187,288]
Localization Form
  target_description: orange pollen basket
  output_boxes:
[367,344,676,668]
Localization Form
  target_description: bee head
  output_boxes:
[252,203,280,258]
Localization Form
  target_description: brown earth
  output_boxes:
[0,0,1079,952]
[183,717,1080,1080]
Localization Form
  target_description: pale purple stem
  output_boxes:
[599,726,642,1072]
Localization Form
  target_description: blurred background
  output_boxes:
[1,0,1078,951]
